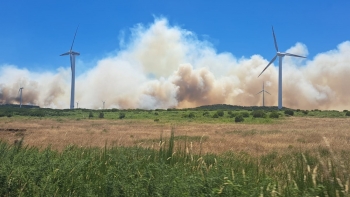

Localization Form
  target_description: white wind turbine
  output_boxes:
[102,100,105,109]
[256,82,270,107]
[60,26,80,109]
[18,86,24,108]
[258,26,306,110]
[76,101,79,109]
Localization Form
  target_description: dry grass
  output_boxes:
[0,117,349,156]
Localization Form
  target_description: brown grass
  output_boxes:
[0,117,349,156]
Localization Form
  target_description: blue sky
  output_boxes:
[1,0,349,73]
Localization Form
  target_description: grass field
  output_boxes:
[0,107,349,196]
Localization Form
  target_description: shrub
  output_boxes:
[217,110,224,117]
[284,110,294,116]
[343,110,349,112]
[229,112,238,118]
[154,118,159,122]
[119,112,126,119]
[346,111,350,116]
[154,112,159,115]
[251,110,266,118]
[302,110,309,115]
[241,112,250,117]
[269,111,279,118]
[235,114,244,122]
[88,112,94,118]
[99,112,104,118]
[202,111,210,117]
[227,111,232,115]
[212,113,219,118]
[188,112,195,118]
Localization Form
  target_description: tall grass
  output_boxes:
[0,135,349,196]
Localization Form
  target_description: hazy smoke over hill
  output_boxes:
[1,18,350,110]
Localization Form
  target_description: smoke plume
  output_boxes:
[1,18,350,110]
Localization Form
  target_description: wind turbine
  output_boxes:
[102,101,105,109]
[258,26,306,110]
[60,26,80,109]
[18,87,24,108]
[76,101,79,109]
[256,82,270,107]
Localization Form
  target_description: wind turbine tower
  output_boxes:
[60,26,80,109]
[256,82,270,107]
[102,101,105,109]
[18,87,24,108]
[258,26,306,110]
[76,101,79,109]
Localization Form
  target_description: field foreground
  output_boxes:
[1,116,350,196]
[0,116,349,155]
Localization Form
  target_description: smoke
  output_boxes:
[1,18,350,110]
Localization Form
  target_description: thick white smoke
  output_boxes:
[1,18,349,110]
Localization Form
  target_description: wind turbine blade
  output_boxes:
[265,90,271,95]
[258,55,277,77]
[272,26,278,52]
[256,90,263,95]
[60,52,70,56]
[70,25,79,51]
[284,53,306,58]
[71,51,80,56]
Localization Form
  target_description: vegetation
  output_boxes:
[284,109,294,116]
[119,112,126,119]
[0,132,349,196]
[235,114,244,122]
[251,110,267,118]
[269,111,279,118]
[217,110,224,117]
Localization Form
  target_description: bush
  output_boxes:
[229,112,238,118]
[235,114,244,122]
[212,113,219,118]
[89,112,94,118]
[302,110,309,115]
[217,110,224,117]
[154,112,159,115]
[227,111,232,115]
[202,111,210,117]
[346,111,350,116]
[284,110,294,116]
[119,112,126,119]
[99,112,104,118]
[251,110,266,118]
[154,118,159,122]
[269,111,279,118]
[343,110,349,112]
[188,112,195,118]
[241,112,250,117]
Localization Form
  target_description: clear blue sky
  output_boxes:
[1,0,349,73]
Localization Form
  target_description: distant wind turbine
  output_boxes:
[102,101,105,109]
[256,82,270,107]
[18,87,24,108]
[60,26,80,109]
[258,26,306,110]
[76,101,79,109]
